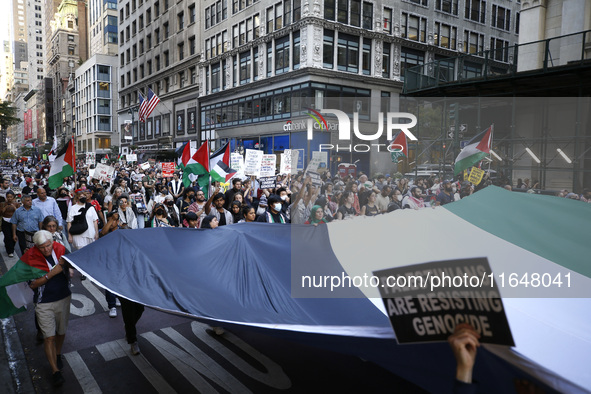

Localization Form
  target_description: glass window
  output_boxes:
[362,2,372,30]
[293,31,300,70]
[239,51,251,84]
[275,35,290,74]
[350,0,360,27]
[324,0,335,20]
[362,38,371,75]
[323,29,334,69]
[337,33,359,73]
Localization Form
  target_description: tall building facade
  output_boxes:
[88,0,119,56]
[12,0,28,72]
[27,0,46,87]
[73,54,120,155]
[117,0,201,153]
[47,0,89,145]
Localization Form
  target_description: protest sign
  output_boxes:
[127,154,138,162]
[140,162,151,170]
[161,162,175,177]
[307,171,323,187]
[91,163,115,182]
[294,149,304,172]
[280,149,292,175]
[468,168,485,185]
[312,151,329,173]
[86,152,96,166]
[244,149,263,177]
[260,154,277,177]
[373,257,514,346]
[230,153,244,173]
[259,176,276,189]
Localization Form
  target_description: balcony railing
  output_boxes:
[404,30,591,93]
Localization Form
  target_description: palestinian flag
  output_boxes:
[64,187,591,393]
[0,243,65,318]
[104,154,110,160]
[209,142,236,183]
[48,138,75,189]
[390,132,408,163]
[454,125,492,175]
[181,141,210,187]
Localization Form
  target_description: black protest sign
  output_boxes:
[373,257,514,346]
[307,171,323,187]
[259,176,276,189]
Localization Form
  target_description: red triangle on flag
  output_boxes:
[475,126,492,154]
[391,131,408,157]
[193,141,210,172]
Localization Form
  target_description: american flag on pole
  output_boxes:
[139,88,160,123]
[138,91,148,123]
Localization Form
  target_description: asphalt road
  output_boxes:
[0,241,425,393]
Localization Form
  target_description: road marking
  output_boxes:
[114,339,177,394]
[191,322,292,389]
[79,280,109,312]
[96,339,127,362]
[63,351,102,394]
[69,293,96,317]
[142,331,246,394]
[161,327,251,393]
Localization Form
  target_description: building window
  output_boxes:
[383,7,392,34]
[350,0,360,26]
[490,37,509,62]
[191,67,197,84]
[267,7,274,33]
[147,8,152,23]
[148,60,152,73]
[337,33,359,73]
[515,12,519,34]
[400,47,424,81]
[463,30,484,55]
[435,0,458,15]
[164,22,169,39]
[178,42,184,60]
[293,31,300,70]
[491,5,510,31]
[382,42,390,78]
[294,0,301,21]
[178,12,184,30]
[406,0,428,6]
[275,35,290,74]
[362,37,371,75]
[156,55,160,70]
[212,63,220,92]
[267,43,273,76]
[189,4,196,24]
[139,15,144,29]
[323,29,334,68]
[435,22,457,49]
[155,28,160,42]
[164,50,170,66]
[189,36,196,55]
[275,2,283,30]
[147,34,152,48]
[401,13,427,43]
[240,51,251,84]
[179,70,186,88]
[337,0,348,23]
[362,2,372,29]
[324,0,335,20]
[465,0,486,23]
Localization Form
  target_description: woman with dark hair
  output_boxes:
[336,191,357,220]
[238,206,256,223]
[150,203,172,227]
[230,201,243,223]
[361,191,380,217]
[200,215,219,229]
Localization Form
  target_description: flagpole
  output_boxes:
[72,136,77,188]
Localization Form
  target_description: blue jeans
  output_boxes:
[105,290,117,309]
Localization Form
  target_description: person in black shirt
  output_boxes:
[257,195,288,223]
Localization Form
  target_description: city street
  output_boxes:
[0,242,423,393]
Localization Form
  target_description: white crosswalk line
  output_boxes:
[63,351,102,394]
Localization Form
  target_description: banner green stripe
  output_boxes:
[445,186,591,278]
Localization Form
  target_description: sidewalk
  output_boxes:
[0,237,35,394]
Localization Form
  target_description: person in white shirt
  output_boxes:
[33,187,64,228]
[66,189,99,250]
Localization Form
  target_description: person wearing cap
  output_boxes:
[257,195,289,223]
[402,186,426,210]
[66,189,99,250]
[436,180,454,206]
[203,187,233,226]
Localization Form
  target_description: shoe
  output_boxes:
[56,354,63,370]
[8,253,13,257]
[52,371,65,387]
[109,307,117,318]
[130,342,140,355]
[115,299,121,307]
[206,327,225,336]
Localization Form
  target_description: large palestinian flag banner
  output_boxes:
[60,187,591,393]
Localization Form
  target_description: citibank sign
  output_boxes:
[283,119,339,132]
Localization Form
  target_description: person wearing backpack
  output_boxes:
[66,189,99,251]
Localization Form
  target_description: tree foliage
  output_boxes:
[0,101,21,128]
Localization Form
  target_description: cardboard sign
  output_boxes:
[311,151,328,173]
[244,149,263,177]
[140,162,151,170]
[280,149,292,175]
[92,163,115,182]
[373,258,514,346]
[307,171,323,187]
[468,167,485,185]
[259,176,276,189]
[86,152,96,166]
[463,169,469,180]
[260,154,277,177]
[230,153,244,173]
[127,154,138,162]
[161,162,175,177]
